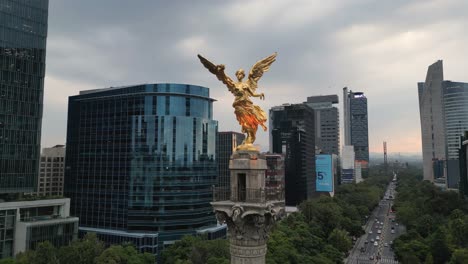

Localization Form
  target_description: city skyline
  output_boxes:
[41,0,468,153]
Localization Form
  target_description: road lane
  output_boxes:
[347,179,404,264]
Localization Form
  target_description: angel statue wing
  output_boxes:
[248,52,277,92]
[197,54,235,92]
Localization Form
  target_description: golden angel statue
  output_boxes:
[198,53,277,151]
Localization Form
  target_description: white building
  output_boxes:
[0,198,78,258]
[341,145,355,184]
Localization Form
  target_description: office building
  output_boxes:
[458,132,468,197]
[0,198,78,258]
[418,60,446,182]
[443,82,468,188]
[0,0,49,193]
[217,131,244,189]
[270,104,315,206]
[343,88,369,174]
[37,145,65,196]
[305,95,340,155]
[418,60,468,187]
[64,83,218,255]
[0,2,75,259]
[265,153,285,189]
[341,145,355,184]
[354,161,362,183]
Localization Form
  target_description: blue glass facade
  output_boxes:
[0,0,48,193]
[64,84,218,252]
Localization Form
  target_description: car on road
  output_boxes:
[369,230,373,234]
[391,230,395,234]
[371,238,375,242]
[390,240,393,245]
[396,223,399,226]
[384,243,388,247]
[364,240,368,244]
[369,256,374,260]
[376,236,380,241]
[374,241,378,246]
[377,229,381,234]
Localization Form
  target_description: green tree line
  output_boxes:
[162,169,392,264]
[0,233,155,264]
[392,168,468,264]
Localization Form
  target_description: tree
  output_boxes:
[58,233,105,264]
[95,244,154,264]
[31,241,59,264]
[429,229,451,264]
[0,259,16,264]
[161,235,228,264]
[327,229,351,253]
[450,249,468,264]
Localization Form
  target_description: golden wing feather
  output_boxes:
[248,52,277,91]
[197,54,235,91]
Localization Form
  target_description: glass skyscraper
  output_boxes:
[343,87,369,175]
[269,104,315,206]
[0,0,48,193]
[64,83,218,254]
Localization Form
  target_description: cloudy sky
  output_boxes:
[42,0,468,154]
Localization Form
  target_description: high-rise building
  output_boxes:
[265,153,285,190]
[37,145,65,196]
[305,95,340,155]
[64,84,218,255]
[341,145,355,184]
[418,60,446,182]
[443,81,468,188]
[217,131,244,189]
[270,104,315,206]
[0,2,78,259]
[458,132,468,197]
[343,88,369,174]
[418,60,468,187]
[0,0,49,193]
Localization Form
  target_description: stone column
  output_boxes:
[212,150,284,264]
[216,209,276,264]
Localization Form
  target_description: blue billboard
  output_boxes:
[316,154,333,192]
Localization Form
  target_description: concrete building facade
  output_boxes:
[37,145,65,196]
[418,60,446,182]
[418,60,468,187]
[341,145,355,184]
[343,88,369,174]
[305,95,340,155]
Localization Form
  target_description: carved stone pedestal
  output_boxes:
[212,150,284,264]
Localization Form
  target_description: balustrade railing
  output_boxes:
[212,186,284,203]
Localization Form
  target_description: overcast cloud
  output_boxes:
[41,0,468,153]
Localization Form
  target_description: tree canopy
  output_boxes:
[1,233,155,264]
[392,168,468,263]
